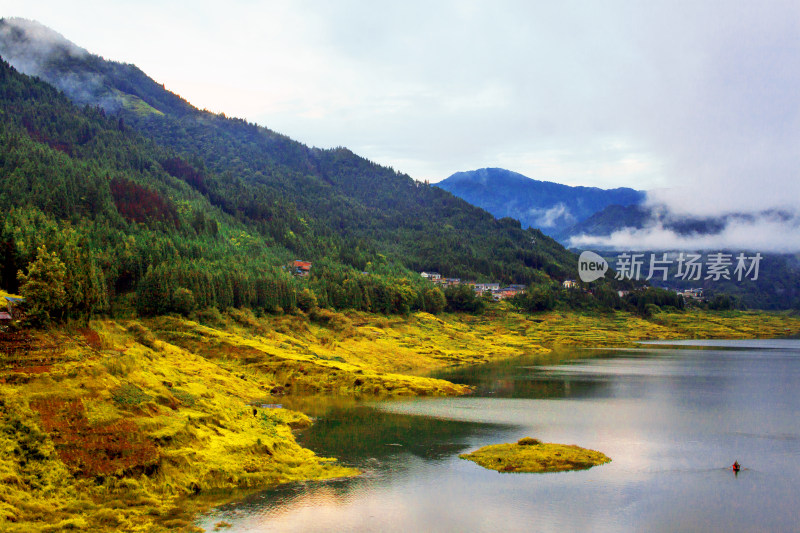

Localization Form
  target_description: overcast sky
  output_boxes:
[2,1,799,224]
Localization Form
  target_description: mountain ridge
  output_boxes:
[0,17,196,117]
[436,167,645,236]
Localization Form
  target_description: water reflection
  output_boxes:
[198,340,800,533]
[430,348,621,399]
[294,403,511,466]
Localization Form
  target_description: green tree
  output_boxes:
[422,287,446,314]
[511,285,556,312]
[444,284,485,313]
[297,288,319,312]
[17,245,68,325]
[171,287,196,316]
[390,279,418,315]
[594,285,623,311]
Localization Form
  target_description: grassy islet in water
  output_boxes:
[460,437,611,473]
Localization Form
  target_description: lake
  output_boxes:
[196,339,800,532]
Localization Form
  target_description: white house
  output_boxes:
[474,283,500,293]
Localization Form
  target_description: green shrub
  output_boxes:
[296,288,318,312]
[172,287,196,316]
[194,307,225,327]
[168,387,197,407]
[112,384,152,406]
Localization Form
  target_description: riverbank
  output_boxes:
[1,307,799,531]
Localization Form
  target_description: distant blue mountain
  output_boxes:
[436,168,644,237]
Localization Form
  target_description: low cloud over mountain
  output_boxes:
[568,204,800,254]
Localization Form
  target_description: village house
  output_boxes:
[473,282,500,294]
[496,287,523,299]
[1,296,25,329]
[290,260,312,277]
[563,280,578,289]
[678,288,704,299]
[420,272,442,282]
[4,296,25,320]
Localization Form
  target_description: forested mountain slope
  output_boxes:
[0,55,305,317]
[0,19,586,322]
[0,18,577,287]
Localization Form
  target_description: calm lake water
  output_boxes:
[197,339,800,532]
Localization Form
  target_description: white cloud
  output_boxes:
[0,16,87,75]
[527,202,575,228]
[569,210,800,253]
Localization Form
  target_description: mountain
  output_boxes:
[0,50,310,317]
[0,18,579,286]
[8,18,790,312]
[436,168,644,237]
[0,18,586,320]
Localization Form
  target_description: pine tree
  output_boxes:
[17,245,68,325]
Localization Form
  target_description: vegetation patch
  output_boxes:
[460,438,611,473]
[111,383,152,407]
[168,386,197,407]
[29,397,160,477]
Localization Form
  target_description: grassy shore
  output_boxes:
[460,437,611,473]
[1,306,799,531]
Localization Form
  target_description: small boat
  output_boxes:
[732,461,740,472]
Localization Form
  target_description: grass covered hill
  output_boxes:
[0,17,577,289]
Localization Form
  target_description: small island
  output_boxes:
[460,437,611,473]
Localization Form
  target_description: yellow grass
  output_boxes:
[0,289,22,300]
[1,307,798,530]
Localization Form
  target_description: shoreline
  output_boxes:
[1,308,799,531]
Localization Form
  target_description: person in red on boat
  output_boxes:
[732,461,740,471]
